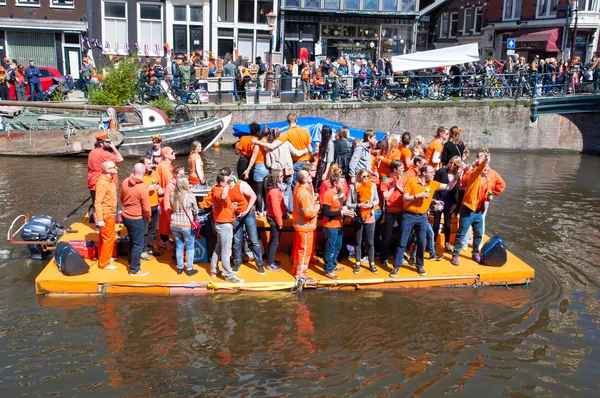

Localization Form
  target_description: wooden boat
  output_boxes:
[0,108,124,156]
[117,113,232,156]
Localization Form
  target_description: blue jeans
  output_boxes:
[283,175,293,213]
[291,161,307,191]
[232,211,263,267]
[29,82,43,101]
[453,207,484,257]
[211,222,234,278]
[122,216,145,273]
[171,225,195,271]
[323,227,343,273]
[393,212,428,270]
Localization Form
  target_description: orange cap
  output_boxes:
[94,131,110,141]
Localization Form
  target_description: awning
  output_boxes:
[0,17,87,32]
[392,43,480,72]
[514,28,560,52]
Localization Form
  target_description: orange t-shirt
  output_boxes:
[380,173,406,213]
[400,145,412,170]
[425,138,443,167]
[322,188,343,229]
[228,181,249,214]
[403,177,441,214]
[378,147,402,177]
[405,166,418,179]
[278,125,311,162]
[237,135,255,159]
[255,139,267,164]
[141,171,160,207]
[211,185,236,223]
[87,148,119,190]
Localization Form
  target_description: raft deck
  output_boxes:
[35,221,535,295]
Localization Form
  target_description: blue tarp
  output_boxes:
[232,117,387,144]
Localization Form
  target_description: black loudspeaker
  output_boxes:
[53,242,90,276]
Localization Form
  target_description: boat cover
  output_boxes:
[5,109,102,131]
[232,117,387,144]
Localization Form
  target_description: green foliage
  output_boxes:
[47,88,64,102]
[87,55,140,106]
[149,96,175,119]
[489,103,497,109]
[319,103,325,110]
[483,129,492,136]
[523,99,531,108]
[506,102,517,108]
[451,96,459,102]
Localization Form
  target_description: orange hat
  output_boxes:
[161,146,173,156]
[94,131,110,141]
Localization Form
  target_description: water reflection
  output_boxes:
[0,150,599,395]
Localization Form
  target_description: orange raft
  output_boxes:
[35,219,534,295]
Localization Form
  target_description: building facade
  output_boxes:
[0,0,88,77]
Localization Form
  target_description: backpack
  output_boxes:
[54,242,91,276]
[333,139,353,176]
[480,234,507,266]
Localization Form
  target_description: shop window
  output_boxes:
[344,0,359,9]
[382,0,397,11]
[218,0,234,22]
[439,13,448,38]
[474,7,483,34]
[239,0,255,23]
[238,29,254,60]
[324,0,340,8]
[139,4,163,55]
[256,31,272,60]
[537,0,558,18]
[286,23,300,40]
[218,39,234,57]
[190,6,202,22]
[174,6,186,22]
[64,33,80,44]
[463,8,473,35]
[364,0,378,10]
[258,0,273,24]
[173,25,187,53]
[449,12,458,38]
[104,2,128,51]
[503,0,522,20]
[305,0,320,7]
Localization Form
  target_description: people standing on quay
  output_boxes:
[170,175,199,276]
[120,163,151,276]
[25,59,42,101]
[94,161,119,271]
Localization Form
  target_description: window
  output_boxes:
[190,6,202,22]
[537,0,558,17]
[218,0,234,22]
[364,0,378,10]
[382,0,397,11]
[257,1,273,24]
[285,0,300,6]
[239,0,255,23]
[449,12,458,38]
[503,0,522,20]
[51,0,74,6]
[345,0,359,9]
[139,3,163,55]
[585,0,599,11]
[325,0,340,8]
[474,7,483,34]
[39,69,51,78]
[305,0,320,7]
[238,29,254,60]
[439,13,448,38]
[463,8,473,35]
[16,0,40,5]
[400,0,416,12]
[174,6,186,22]
[104,1,128,52]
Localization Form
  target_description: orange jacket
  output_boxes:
[267,187,286,227]
[120,174,151,220]
[94,174,117,220]
[462,166,506,212]
[293,183,317,231]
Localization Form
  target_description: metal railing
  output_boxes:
[135,69,600,105]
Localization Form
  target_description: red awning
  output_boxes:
[514,28,561,52]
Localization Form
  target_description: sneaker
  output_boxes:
[141,252,151,261]
[451,256,459,266]
[257,266,266,275]
[186,269,199,276]
[472,254,482,263]
[382,260,389,269]
[326,272,339,279]
[129,270,149,276]
[402,258,409,266]
[417,267,427,276]
[177,268,184,275]
[361,256,369,263]
[210,271,218,278]
[445,243,452,253]
[369,263,378,274]
[150,249,163,256]
[273,259,282,266]
[334,266,345,272]
[266,263,282,272]
[390,267,400,277]
[226,275,244,283]
[430,253,443,261]
[408,257,415,265]
[100,264,118,270]
[159,241,174,250]
[353,262,361,274]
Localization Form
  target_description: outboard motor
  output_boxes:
[21,216,57,260]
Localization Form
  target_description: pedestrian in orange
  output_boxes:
[292,170,319,281]
[94,161,119,270]
[156,146,175,250]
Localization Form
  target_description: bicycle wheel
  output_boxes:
[358,85,373,102]
[485,84,505,98]
[188,92,200,104]
[427,83,442,100]
[406,83,419,100]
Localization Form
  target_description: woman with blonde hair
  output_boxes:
[170,174,199,276]
[188,141,205,186]
[412,135,425,158]
[377,133,401,178]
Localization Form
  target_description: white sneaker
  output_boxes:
[129,270,149,276]
[101,264,118,270]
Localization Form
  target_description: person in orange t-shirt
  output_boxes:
[391,164,461,277]
[321,173,354,279]
[405,155,425,178]
[425,126,449,169]
[377,134,402,178]
[156,146,175,250]
[292,170,320,280]
[87,131,123,202]
[94,161,119,270]
[379,160,406,267]
[236,122,260,181]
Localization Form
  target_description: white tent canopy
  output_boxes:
[392,44,480,72]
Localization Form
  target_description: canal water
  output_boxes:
[0,149,598,396]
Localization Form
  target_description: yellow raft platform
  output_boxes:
[35,221,535,295]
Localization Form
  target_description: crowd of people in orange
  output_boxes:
[87,113,506,283]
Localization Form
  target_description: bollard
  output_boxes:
[217,78,222,105]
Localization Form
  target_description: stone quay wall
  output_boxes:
[193,99,599,154]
